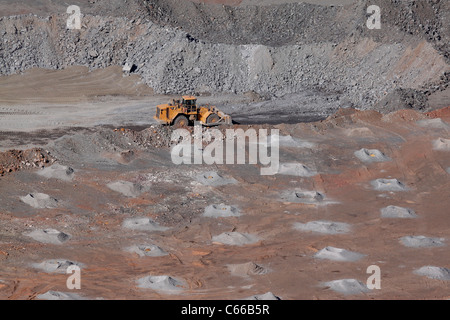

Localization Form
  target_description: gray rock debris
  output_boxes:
[354,148,390,163]
[400,236,445,248]
[323,279,370,295]
[203,204,241,218]
[37,163,74,181]
[380,206,417,218]
[281,190,326,204]
[243,292,281,300]
[20,193,58,209]
[370,179,407,192]
[314,247,365,262]
[212,232,259,246]
[293,220,350,234]
[24,228,71,245]
[414,266,450,280]
[32,259,83,274]
[433,138,450,151]
[37,291,86,300]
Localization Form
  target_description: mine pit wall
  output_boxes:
[0,0,448,111]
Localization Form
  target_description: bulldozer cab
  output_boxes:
[182,96,197,112]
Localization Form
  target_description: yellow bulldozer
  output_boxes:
[154,96,232,127]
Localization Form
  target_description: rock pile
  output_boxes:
[0,148,55,176]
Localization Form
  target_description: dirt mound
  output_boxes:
[414,266,450,280]
[125,244,168,257]
[281,190,327,204]
[314,247,365,262]
[118,126,177,149]
[293,220,351,234]
[37,291,86,300]
[400,236,445,248]
[212,232,259,246]
[20,193,59,209]
[24,229,71,245]
[32,259,82,274]
[47,128,140,166]
[243,292,281,300]
[37,163,74,181]
[322,279,369,295]
[354,148,390,163]
[136,275,187,293]
[380,206,417,219]
[433,137,450,151]
[370,178,408,192]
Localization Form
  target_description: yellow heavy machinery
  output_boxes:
[154,96,231,127]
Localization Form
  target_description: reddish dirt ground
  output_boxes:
[0,107,449,300]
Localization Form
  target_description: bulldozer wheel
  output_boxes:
[173,115,189,127]
[206,113,220,125]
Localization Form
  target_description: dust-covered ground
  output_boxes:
[0,0,449,300]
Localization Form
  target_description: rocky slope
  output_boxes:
[0,0,448,112]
